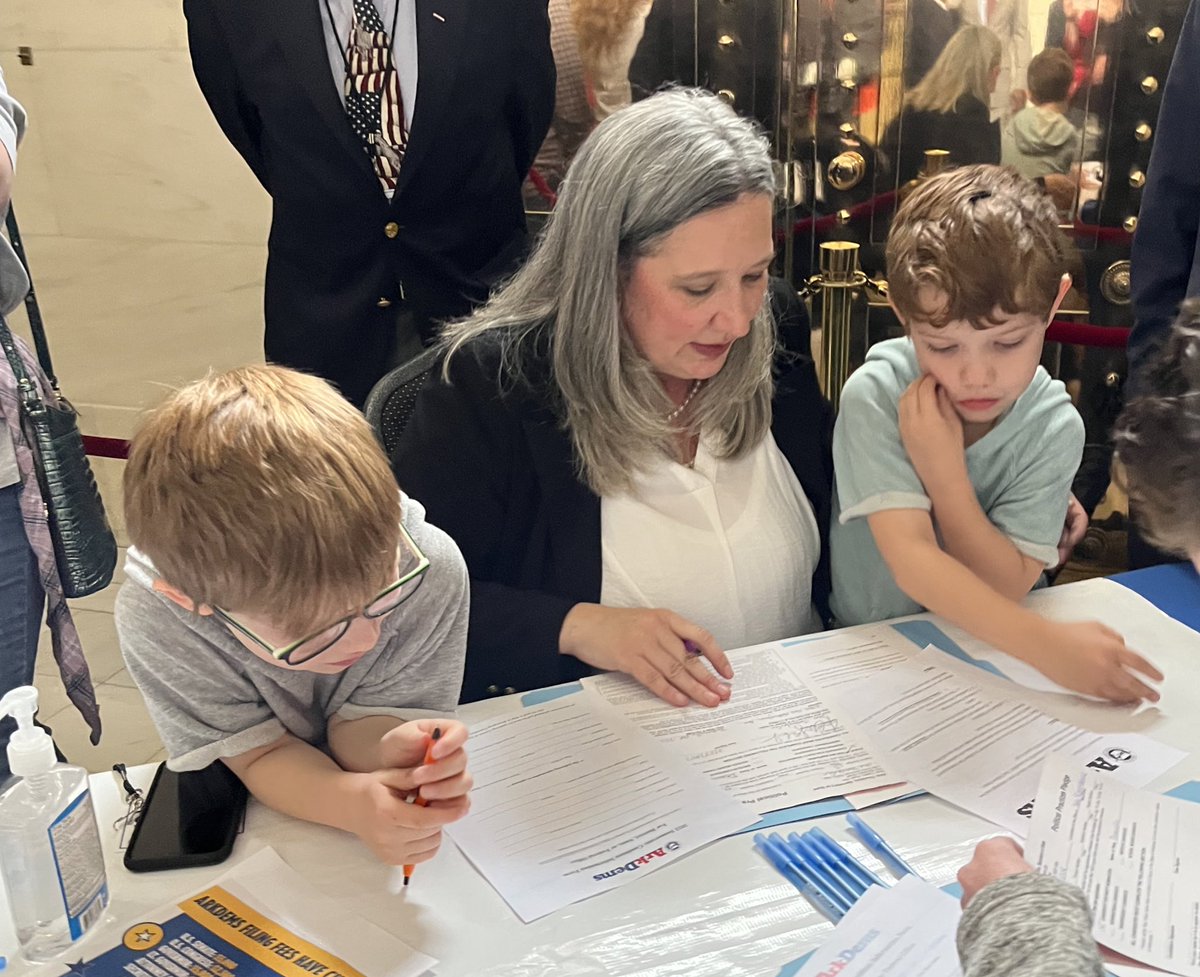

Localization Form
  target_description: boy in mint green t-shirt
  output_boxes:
[829,164,1162,705]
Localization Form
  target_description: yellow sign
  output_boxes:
[179,886,367,977]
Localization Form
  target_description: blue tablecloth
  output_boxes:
[1113,563,1200,634]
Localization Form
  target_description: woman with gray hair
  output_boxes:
[393,88,832,705]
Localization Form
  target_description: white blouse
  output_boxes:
[600,432,823,650]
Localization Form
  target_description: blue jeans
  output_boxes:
[0,481,44,782]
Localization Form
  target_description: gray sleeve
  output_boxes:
[957,873,1103,977]
[114,580,284,771]
[0,65,26,171]
[336,497,468,721]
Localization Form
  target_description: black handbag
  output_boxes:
[0,207,117,597]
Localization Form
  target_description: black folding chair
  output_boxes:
[363,345,441,457]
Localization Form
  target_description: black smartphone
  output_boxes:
[123,761,249,873]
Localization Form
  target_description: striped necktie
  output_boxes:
[344,0,408,192]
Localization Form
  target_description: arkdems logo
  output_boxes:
[815,930,881,976]
[592,841,681,881]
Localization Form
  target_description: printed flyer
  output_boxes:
[42,848,433,977]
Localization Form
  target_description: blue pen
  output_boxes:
[766,833,855,915]
[846,813,921,878]
[754,834,844,922]
[789,831,864,907]
[804,827,887,891]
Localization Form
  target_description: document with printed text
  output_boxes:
[808,648,1186,835]
[448,697,755,922]
[581,640,897,814]
[1027,754,1200,977]
[791,875,963,977]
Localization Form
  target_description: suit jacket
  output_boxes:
[393,280,834,703]
[1130,0,1200,397]
[904,0,964,89]
[184,0,555,406]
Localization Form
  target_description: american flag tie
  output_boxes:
[345,0,407,192]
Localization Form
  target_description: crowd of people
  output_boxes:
[3,1,1200,973]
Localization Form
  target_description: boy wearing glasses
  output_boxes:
[829,165,1163,704]
[114,365,471,868]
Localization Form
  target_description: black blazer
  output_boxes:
[393,281,834,702]
[184,0,555,406]
[882,95,1000,185]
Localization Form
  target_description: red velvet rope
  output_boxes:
[82,435,129,460]
[1046,319,1131,347]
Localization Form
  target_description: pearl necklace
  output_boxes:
[665,379,703,422]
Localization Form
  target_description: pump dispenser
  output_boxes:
[0,686,108,962]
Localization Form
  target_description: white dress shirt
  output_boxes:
[600,432,823,652]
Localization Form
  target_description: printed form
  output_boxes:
[447,697,754,922]
[581,640,899,814]
[791,875,964,977]
[803,648,1186,835]
[1027,754,1200,977]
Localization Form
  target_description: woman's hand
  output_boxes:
[958,837,1033,907]
[560,603,733,707]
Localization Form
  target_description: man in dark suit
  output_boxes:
[185,0,555,406]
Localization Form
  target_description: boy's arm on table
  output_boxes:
[866,508,1161,703]
[223,730,468,865]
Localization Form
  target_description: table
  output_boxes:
[13,572,1200,977]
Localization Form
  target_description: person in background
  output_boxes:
[963,0,1031,117]
[572,0,654,122]
[1002,48,1084,180]
[829,164,1161,703]
[883,26,1003,185]
[184,0,555,407]
[905,0,968,89]
[0,67,102,779]
[393,88,833,706]
[956,837,1102,976]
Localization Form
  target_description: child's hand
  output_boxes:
[1035,621,1164,704]
[346,767,470,865]
[378,719,472,804]
[899,376,967,491]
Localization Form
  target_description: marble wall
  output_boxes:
[1,0,270,515]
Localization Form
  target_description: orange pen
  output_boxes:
[402,726,442,886]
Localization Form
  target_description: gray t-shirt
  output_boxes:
[114,495,468,771]
[830,337,1084,626]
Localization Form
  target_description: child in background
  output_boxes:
[115,365,472,867]
[830,164,1162,703]
[1001,48,1083,180]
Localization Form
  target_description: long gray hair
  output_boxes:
[442,87,778,496]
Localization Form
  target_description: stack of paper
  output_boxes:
[1027,755,1200,977]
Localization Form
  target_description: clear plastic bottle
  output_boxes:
[0,687,109,962]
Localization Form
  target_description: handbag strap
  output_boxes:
[0,310,44,414]
[4,206,57,389]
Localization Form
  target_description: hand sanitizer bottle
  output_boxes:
[0,687,109,962]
